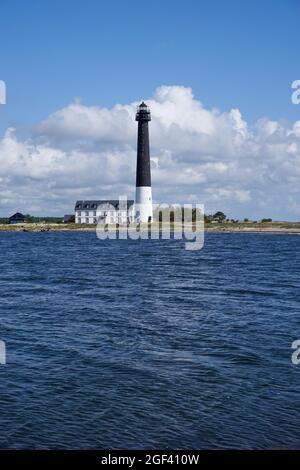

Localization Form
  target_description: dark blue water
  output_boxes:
[0,232,299,449]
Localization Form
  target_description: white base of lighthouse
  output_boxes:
[135,186,153,223]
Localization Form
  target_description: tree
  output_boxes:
[213,211,226,222]
[24,214,34,223]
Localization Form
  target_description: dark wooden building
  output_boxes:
[9,212,26,224]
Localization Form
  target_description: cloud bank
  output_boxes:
[1,85,300,219]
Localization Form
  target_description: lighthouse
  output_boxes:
[135,102,153,223]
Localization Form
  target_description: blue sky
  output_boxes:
[1,0,299,128]
[0,0,300,219]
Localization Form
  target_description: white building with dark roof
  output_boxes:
[75,200,134,225]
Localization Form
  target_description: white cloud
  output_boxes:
[0,85,300,219]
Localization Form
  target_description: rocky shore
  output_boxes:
[0,221,300,233]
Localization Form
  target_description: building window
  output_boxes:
[78,211,81,216]
[85,211,89,216]
[85,218,89,224]
[78,217,81,223]
[93,211,96,216]
[93,218,97,224]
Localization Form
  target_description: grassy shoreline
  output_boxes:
[0,221,300,233]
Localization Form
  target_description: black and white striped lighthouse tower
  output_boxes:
[135,102,153,223]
